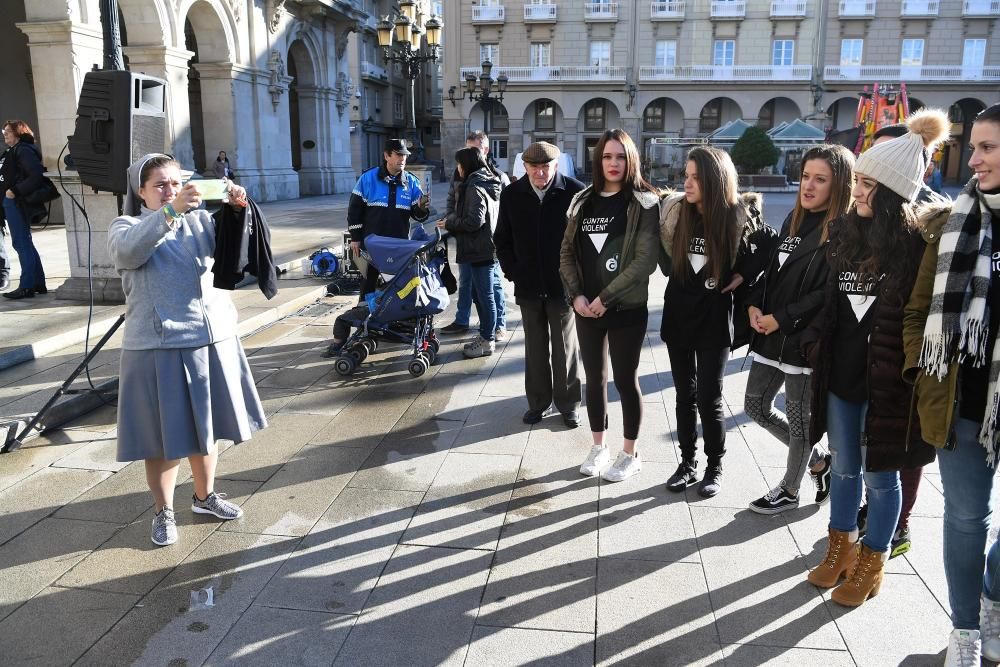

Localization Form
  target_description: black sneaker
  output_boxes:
[522,409,544,424]
[889,526,911,559]
[439,321,471,334]
[698,464,723,498]
[811,454,832,504]
[321,341,344,358]
[857,503,869,537]
[749,485,800,515]
[666,460,698,492]
[562,410,581,428]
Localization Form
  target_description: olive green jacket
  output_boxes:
[558,186,660,311]
[902,202,957,448]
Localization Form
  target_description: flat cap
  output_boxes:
[522,141,560,164]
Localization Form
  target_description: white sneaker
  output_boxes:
[602,451,642,482]
[945,629,981,667]
[580,446,610,477]
[981,596,1000,661]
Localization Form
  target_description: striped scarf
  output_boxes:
[919,178,1000,464]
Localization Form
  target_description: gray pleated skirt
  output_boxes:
[116,336,268,462]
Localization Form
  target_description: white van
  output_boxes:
[511,152,576,180]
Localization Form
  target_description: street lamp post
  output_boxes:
[447,61,508,107]
[376,3,442,159]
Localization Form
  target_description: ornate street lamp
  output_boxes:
[448,60,508,106]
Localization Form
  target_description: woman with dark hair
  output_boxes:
[802,109,947,608]
[559,128,659,482]
[904,103,1000,664]
[743,144,855,514]
[213,151,233,179]
[438,146,502,358]
[109,153,266,547]
[0,119,47,299]
[659,145,763,497]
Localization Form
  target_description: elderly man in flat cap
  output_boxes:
[494,142,585,427]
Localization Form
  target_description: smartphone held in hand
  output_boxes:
[190,178,229,201]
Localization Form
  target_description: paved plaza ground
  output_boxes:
[0,184,983,666]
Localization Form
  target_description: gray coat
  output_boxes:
[108,207,239,350]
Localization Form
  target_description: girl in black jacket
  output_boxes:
[0,120,47,299]
[744,144,855,515]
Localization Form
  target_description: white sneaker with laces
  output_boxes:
[945,629,981,667]
[580,446,610,477]
[602,451,642,482]
[981,596,1000,661]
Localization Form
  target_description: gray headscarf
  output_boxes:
[124,153,174,216]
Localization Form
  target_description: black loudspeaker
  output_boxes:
[67,70,167,194]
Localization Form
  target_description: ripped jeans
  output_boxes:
[826,393,901,554]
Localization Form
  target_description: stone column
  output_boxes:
[123,45,196,163]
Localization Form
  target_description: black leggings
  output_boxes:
[575,314,647,440]
[666,344,730,464]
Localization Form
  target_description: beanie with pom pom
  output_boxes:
[855,108,951,202]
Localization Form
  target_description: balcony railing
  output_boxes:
[839,0,876,15]
[900,0,938,14]
[638,64,812,81]
[651,0,685,18]
[460,65,627,82]
[584,2,619,20]
[361,61,388,83]
[824,64,1000,81]
[711,0,747,17]
[770,0,807,15]
[524,3,558,21]
[472,5,506,22]
[963,0,1000,14]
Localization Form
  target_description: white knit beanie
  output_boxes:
[855,108,950,202]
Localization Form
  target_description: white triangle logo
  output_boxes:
[590,233,608,253]
[778,251,791,269]
[689,254,707,274]
[848,294,875,323]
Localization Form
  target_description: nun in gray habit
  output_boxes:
[109,153,267,547]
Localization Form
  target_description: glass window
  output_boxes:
[536,100,555,131]
[655,41,677,68]
[530,43,551,68]
[644,100,665,131]
[700,99,722,133]
[840,39,863,65]
[491,139,508,159]
[901,39,924,66]
[713,40,735,67]
[393,93,404,120]
[964,38,986,66]
[772,40,794,66]
[480,43,500,65]
[584,100,606,131]
[590,41,612,68]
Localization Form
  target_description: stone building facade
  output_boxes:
[441,0,999,183]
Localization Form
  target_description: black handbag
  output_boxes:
[21,177,60,206]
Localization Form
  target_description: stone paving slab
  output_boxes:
[464,626,594,666]
[0,466,111,544]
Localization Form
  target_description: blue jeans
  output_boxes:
[826,393,901,554]
[467,263,496,341]
[938,417,1000,629]
[3,198,45,290]
[456,261,505,331]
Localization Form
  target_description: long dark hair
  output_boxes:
[789,144,855,244]
[589,128,654,199]
[672,145,739,285]
[832,184,920,282]
[2,119,34,141]
[454,146,487,181]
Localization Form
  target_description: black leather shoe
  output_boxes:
[2,288,35,299]
[34,286,48,295]
[562,410,581,428]
[522,409,544,425]
[439,321,471,334]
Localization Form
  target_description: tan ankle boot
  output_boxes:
[807,528,859,588]
[831,543,886,607]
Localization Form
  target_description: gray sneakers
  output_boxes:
[151,507,178,546]
[192,492,245,520]
[463,337,495,358]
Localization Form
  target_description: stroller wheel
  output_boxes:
[334,356,356,376]
[427,338,440,355]
[361,338,378,354]
[348,345,369,363]
[326,282,341,296]
[408,355,430,378]
[424,347,437,365]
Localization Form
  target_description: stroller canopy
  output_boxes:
[364,233,433,275]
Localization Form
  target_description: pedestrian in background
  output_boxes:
[213,150,234,179]
[743,144,855,515]
[561,128,660,482]
[440,131,509,340]
[0,119,47,299]
[439,146,503,358]
[108,153,267,547]
[659,146,762,498]
[801,108,947,607]
[495,141,585,428]
[904,102,1000,665]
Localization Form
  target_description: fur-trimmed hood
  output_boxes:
[914,197,955,245]
[659,191,763,268]
[566,185,660,221]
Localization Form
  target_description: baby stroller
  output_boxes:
[331,226,450,378]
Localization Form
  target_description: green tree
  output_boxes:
[730,126,780,174]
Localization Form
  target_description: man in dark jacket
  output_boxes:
[494,141,585,427]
